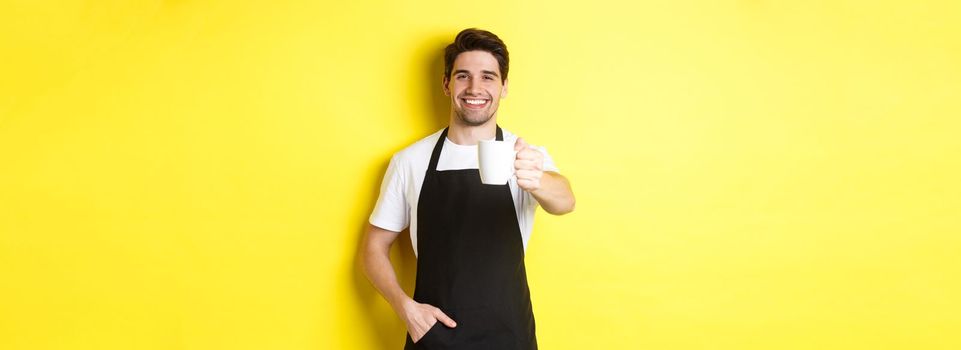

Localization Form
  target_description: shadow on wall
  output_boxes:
[425,37,453,131]
[349,37,452,349]
[349,164,417,349]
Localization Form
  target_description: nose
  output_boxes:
[466,78,482,95]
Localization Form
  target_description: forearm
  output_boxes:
[361,228,412,310]
[530,171,575,215]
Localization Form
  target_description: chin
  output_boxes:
[457,112,493,126]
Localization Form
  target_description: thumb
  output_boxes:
[514,137,528,151]
[433,309,457,328]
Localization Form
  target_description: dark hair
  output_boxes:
[444,28,509,83]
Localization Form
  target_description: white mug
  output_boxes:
[478,139,516,185]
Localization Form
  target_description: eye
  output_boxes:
[456,74,468,80]
[484,75,495,80]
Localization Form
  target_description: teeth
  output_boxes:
[465,99,486,105]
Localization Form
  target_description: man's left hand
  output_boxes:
[514,137,544,192]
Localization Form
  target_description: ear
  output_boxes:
[443,75,451,96]
[501,79,508,99]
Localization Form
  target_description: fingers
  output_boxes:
[517,177,541,191]
[433,308,457,328]
[515,148,542,162]
[420,318,437,332]
[513,139,544,191]
[410,317,435,343]
[515,146,544,178]
[515,169,542,180]
[514,137,528,151]
[516,167,542,192]
[514,158,543,171]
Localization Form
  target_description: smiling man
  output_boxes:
[361,28,575,349]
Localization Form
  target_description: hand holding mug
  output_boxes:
[513,137,544,192]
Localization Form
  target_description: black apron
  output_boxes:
[404,126,537,349]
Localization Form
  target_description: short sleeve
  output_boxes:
[368,155,410,232]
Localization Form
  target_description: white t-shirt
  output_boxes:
[369,128,559,258]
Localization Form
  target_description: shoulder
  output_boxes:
[391,128,445,167]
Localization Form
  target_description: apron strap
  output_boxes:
[426,124,504,174]
[427,127,449,174]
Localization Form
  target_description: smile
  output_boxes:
[461,98,490,109]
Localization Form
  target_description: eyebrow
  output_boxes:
[453,69,500,77]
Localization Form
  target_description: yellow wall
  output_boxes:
[2,1,959,349]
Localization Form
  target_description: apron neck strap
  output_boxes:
[427,125,504,172]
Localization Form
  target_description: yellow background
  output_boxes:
[2,1,959,349]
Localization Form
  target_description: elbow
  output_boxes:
[562,198,576,215]
[547,197,576,216]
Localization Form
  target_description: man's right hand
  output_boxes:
[395,298,457,343]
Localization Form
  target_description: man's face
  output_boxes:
[444,50,508,127]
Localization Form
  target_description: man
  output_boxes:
[362,28,575,349]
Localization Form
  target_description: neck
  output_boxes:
[447,115,497,145]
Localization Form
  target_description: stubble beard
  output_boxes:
[454,104,495,127]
